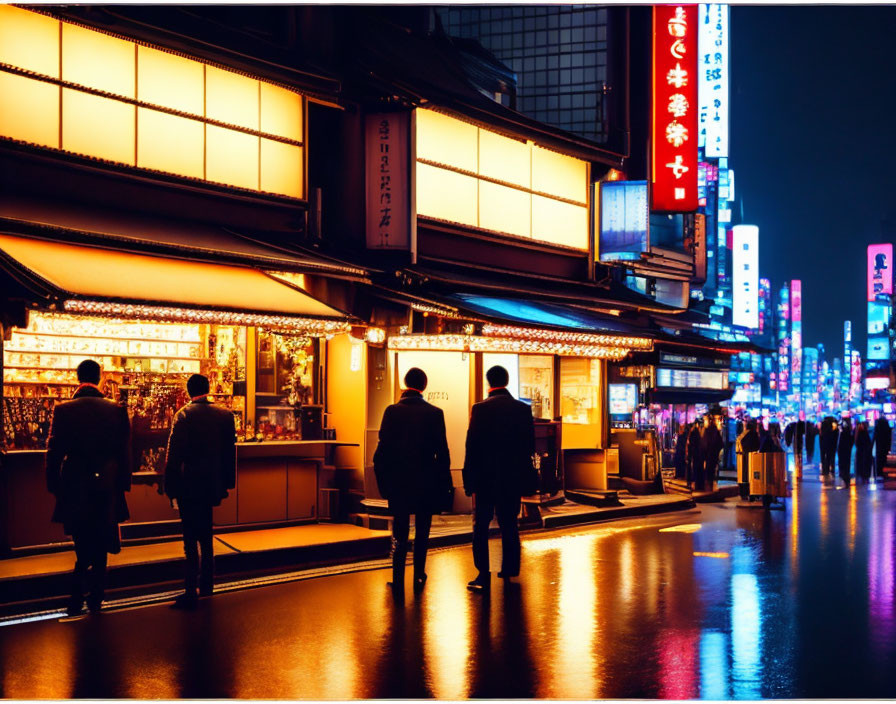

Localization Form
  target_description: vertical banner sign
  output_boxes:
[698,4,729,157]
[791,279,802,396]
[867,243,893,301]
[777,283,790,393]
[732,225,759,329]
[688,212,707,283]
[365,113,410,250]
[651,5,699,212]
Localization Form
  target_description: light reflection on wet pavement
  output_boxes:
[2,469,896,699]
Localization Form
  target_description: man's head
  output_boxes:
[76,359,101,385]
[486,365,509,389]
[187,374,210,398]
[404,367,427,392]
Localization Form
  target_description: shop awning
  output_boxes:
[648,388,735,405]
[0,233,348,319]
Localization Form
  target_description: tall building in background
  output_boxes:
[438,6,612,143]
[866,243,893,401]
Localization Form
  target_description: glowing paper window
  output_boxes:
[0,72,59,148]
[416,162,478,227]
[62,23,135,98]
[260,139,303,198]
[137,45,204,116]
[0,5,60,76]
[478,130,530,188]
[260,82,303,141]
[479,182,530,239]
[62,89,135,165]
[137,109,204,180]
[532,145,587,203]
[206,66,259,131]
[532,196,589,250]
[206,125,259,191]
[415,109,478,172]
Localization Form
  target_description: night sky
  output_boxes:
[732,5,896,361]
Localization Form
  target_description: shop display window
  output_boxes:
[252,330,318,441]
[519,354,554,420]
[560,357,601,425]
[2,313,247,473]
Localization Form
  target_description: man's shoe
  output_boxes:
[65,601,85,618]
[170,592,199,610]
[497,571,519,580]
[413,574,427,593]
[466,575,490,592]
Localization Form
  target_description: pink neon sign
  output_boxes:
[867,244,893,301]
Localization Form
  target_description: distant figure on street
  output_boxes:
[673,423,689,479]
[785,418,806,479]
[838,418,854,486]
[759,422,783,453]
[735,419,761,499]
[819,416,838,477]
[805,420,818,464]
[686,421,704,489]
[46,359,131,616]
[854,421,873,483]
[873,416,891,480]
[463,365,536,592]
[165,374,237,609]
[373,367,451,595]
[701,415,724,492]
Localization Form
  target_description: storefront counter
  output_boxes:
[1,442,358,553]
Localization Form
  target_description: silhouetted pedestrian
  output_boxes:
[463,365,536,592]
[673,423,688,479]
[165,374,237,609]
[45,360,131,616]
[736,419,760,499]
[838,418,854,486]
[873,416,891,480]
[373,367,451,595]
[819,416,838,476]
[701,415,724,492]
[855,421,873,482]
[806,420,818,464]
[687,421,704,489]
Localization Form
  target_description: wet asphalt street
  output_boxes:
[3,464,896,699]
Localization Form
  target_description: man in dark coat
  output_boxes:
[805,420,819,464]
[373,367,451,595]
[873,416,892,480]
[165,374,237,609]
[819,416,838,477]
[837,418,854,486]
[46,359,131,616]
[463,365,536,592]
[686,421,704,490]
[735,419,760,499]
[701,415,725,492]
[673,423,689,479]
[855,421,873,482]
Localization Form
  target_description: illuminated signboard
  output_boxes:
[366,113,410,250]
[867,243,893,301]
[609,383,638,416]
[791,279,802,394]
[731,224,759,329]
[868,301,890,335]
[867,376,889,391]
[651,5,699,212]
[656,367,728,389]
[599,180,648,261]
[868,336,889,361]
[698,4,729,157]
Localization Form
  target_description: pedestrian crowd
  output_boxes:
[45,359,537,616]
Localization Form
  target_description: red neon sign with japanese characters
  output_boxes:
[651,5,698,212]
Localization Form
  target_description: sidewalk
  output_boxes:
[0,491,695,618]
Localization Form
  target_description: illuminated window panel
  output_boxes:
[260,82,303,142]
[137,108,204,180]
[479,181,530,239]
[260,139,303,198]
[532,196,588,250]
[478,129,531,189]
[416,109,478,173]
[62,89,135,165]
[206,124,259,191]
[206,66,258,131]
[137,45,204,117]
[62,23,135,98]
[416,162,477,228]
[0,6,60,76]
[532,145,588,204]
[0,73,59,148]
